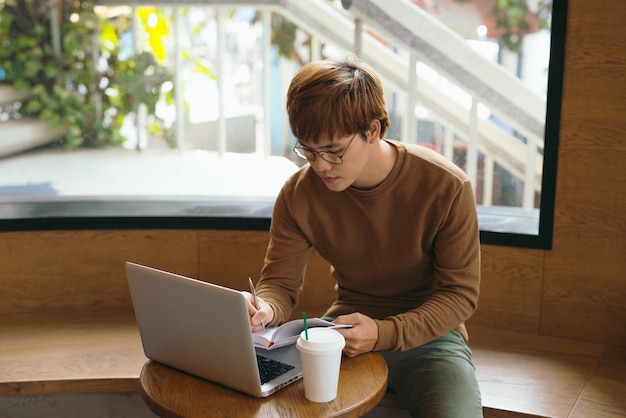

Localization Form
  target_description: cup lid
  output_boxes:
[297,328,345,352]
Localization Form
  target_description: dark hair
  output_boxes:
[286,58,390,144]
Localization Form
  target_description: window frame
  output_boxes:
[0,0,568,251]
[479,0,567,249]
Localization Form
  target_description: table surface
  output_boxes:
[140,352,388,418]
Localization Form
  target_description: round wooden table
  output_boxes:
[140,352,388,418]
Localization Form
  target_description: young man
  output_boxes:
[246,58,483,417]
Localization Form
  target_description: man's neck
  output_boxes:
[351,139,397,190]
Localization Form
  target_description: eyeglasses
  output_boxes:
[293,133,358,165]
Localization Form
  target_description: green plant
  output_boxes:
[0,0,173,149]
[99,9,175,148]
[489,0,552,52]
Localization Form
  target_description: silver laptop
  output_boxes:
[125,262,303,397]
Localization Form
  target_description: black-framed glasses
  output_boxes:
[293,133,358,165]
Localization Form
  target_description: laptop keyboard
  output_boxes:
[257,355,295,385]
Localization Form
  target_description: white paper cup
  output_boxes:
[296,328,345,402]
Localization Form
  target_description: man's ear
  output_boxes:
[366,119,381,142]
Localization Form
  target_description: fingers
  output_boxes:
[242,291,273,331]
[333,313,359,326]
[333,313,378,357]
[250,314,266,332]
[243,292,258,315]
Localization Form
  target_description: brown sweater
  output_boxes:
[257,140,480,352]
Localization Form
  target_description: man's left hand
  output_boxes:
[333,312,378,357]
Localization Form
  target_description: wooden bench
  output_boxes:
[2,250,625,417]
[378,324,626,418]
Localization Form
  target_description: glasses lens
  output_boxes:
[294,147,313,161]
[293,147,344,164]
[320,153,342,164]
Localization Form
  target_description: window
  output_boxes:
[0,0,567,249]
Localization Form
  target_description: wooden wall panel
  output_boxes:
[197,229,270,288]
[1,230,198,315]
[468,245,544,333]
[543,191,626,344]
[541,0,626,345]
[197,229,336,319]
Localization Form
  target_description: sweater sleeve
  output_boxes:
[256,184,312,326]
[373,179,481,351]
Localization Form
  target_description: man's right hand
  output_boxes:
[242,291,274,331]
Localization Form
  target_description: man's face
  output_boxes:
[296,133,371,192]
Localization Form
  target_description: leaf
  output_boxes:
[99,22,119,53]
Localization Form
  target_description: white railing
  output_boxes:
[344,0,545,209]
[91,0,546,209]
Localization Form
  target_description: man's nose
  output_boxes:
[312,154,332,171]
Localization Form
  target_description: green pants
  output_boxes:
[380,330,483,418]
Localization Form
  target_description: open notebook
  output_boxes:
[253,317,352,350]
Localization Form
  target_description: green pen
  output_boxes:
[302,311,309,340]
